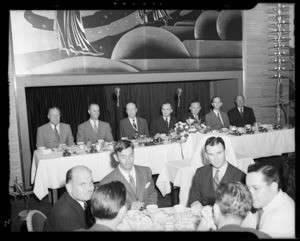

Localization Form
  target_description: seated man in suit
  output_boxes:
[99,140,158,210]
[77,103,114,144]
[181,100,205,124]
[119,102,149,139]
[197,181,271,238]
[150,102,177,137]
[205,96,230,130]
[227,94,256,127]
[36,106,75,149]
[76,181,127,231]
[187,136,245,207]
[44,165,95,231]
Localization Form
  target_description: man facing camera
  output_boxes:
[150,102,177,137]
[76,181,127,231]
[227,94,256,127]
[77,103,114,144]
[36,106,75,149]
[99,140,158,210]
[187,136,245,207]
[119,102,149,139]
[181,100,204,124]
[197,181,271,238]
[44,165,95,231]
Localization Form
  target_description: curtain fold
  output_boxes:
[26,80,210,156]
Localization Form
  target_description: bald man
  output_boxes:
[119,102,149,139]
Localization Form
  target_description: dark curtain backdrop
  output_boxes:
[25,80,210,156]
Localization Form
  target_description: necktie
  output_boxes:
[54,125,60,140]
[256,208,264,229]
[132,119,138,133]
[165,118,169,129]
[217,112,224,125]
[93,121,97,133]
[240,108,243,118]
[128,174,136,193]
[194,114,198,120]
[84,201,88,210]
[213,169,220,190]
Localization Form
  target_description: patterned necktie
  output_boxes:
[84,201,87,210]
[132,119,138,133]
[93,121,97,133]
[54,125,60,140]
[194,114,198,120]
[240,108,243,118]
[128,174,136,193]
[256,208,264,229]
[213,169,220,190]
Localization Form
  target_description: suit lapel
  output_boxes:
[135,166,146,201]
[220,163,233,183]
[115,167,137,197]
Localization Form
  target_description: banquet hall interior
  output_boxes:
[5,2,296,234]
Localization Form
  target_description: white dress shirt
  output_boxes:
[129,117,138,129]
[213,161,228,181]
[50,123,60,134]
[118,165,137,187]
[213,110,224,125]
[89,119,98,130]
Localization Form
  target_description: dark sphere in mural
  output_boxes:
[111,26,191,59]
[217,10,242,40]
[194,10,220,40]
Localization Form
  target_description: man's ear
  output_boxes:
[113,154,119,163]
[270,181,279,194]
[66,182,72,194]
[117,205,127,221]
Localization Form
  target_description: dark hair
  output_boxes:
[91,181,126,220]
[210,96,221,103]
[189,100,201,107]
[66,165,92,183]
[204,136,226,152]
[247,163,280,187]
[88,103,99,110]
[235,94,245,101]
[114,139,134,153]
[215,181,252,219]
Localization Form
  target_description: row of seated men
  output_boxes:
[36,94,256,149]
[43,138,294,238]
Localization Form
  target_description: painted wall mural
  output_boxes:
[10,9,243,76]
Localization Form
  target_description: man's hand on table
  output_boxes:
[131,201,144,210]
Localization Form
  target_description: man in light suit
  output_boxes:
[44,165,95,231]
[187,136,245,207]
[77,103,114,144]
[77,181,127,231]
[36,106,75,149]
[150,102,177,137]
[205,96,230,130]
[119,102,149,139]
[227,94,256,127]
[99,140,158,210]
[181,100,205,124]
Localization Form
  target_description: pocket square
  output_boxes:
[145,182,150,189]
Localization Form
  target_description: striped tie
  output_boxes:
[213,169,220,190]
[128,174,136,193]
[93,121,97,133]
[132,119,138,133]
[54,125,60,140]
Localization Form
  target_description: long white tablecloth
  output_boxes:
[156,128,295,206]
[31,142,184,200]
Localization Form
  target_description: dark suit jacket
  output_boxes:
[187,163,246,207]
[227,106,256,127]
[76,120,114,144]
[76,223,113,231]
[205,110,230,130]
[149,116,178,136]
[44,192,89,231]
[181,112,205,123]
[219,224,271,238]
[36,122,75,149]
[99,165,158,209]
[119,117,149,139]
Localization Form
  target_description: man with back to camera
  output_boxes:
[205,96,230,130]
[76,103,114,144]
[36,106,75,149]
[197,181,271,238]
[242,163,295,238]
[187,136,245,208]
[99,139,158,211]
[181,100,205,124]
[149,102,177,137]
[119,102,149,139]
[44,165,95,231]
[227,94,256,127]
[76,181,127,231]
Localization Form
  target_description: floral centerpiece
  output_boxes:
[170,118,208,143]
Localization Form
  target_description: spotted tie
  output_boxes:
[213,169,220,190]
[240,108,243,118]
[93,121,97,133]
[128,174,136,193]
[132,119,138,133]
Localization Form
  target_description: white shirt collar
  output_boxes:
[50,123,59,131]
[129,117,137,123]
[90,119,98,127]
[213,161,228,181]
[118,165,136,185]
